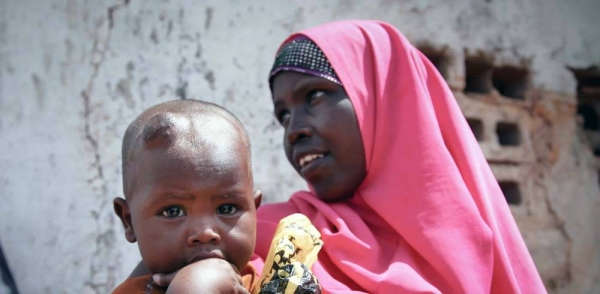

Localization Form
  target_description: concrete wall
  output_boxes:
[1,0,599,293]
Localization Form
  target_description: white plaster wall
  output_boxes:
[0,0,599,293]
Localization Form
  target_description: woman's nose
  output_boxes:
[187,220,221,246]
[286,111,312,144]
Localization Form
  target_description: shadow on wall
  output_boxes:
[0,242,19,294]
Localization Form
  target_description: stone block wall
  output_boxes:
[417,46,600,292]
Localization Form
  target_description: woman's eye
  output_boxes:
[217,204,238,215]
[307,90,326,105]
[277,110,290,124]
[161,207,185,218]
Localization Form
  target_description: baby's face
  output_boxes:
[127,138,256,274]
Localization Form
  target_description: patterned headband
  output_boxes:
[269,37,342,86]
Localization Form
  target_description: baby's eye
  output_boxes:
[161,206,186,218]
[216,204,238,215]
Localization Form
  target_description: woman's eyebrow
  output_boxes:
[293,78,318,93]
[294,77,335,93]
[273,99,285,110]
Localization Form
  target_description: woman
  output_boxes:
[252,20,545,293]
[147,20,545,293]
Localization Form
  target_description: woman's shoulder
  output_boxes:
[255,201,299,264]
[257,191,326,224]
[257,200,299,223]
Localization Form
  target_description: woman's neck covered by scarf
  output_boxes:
[254,20,545,293]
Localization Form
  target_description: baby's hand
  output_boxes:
[164,258,248,294]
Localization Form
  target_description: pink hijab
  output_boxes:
[253,20,545,293]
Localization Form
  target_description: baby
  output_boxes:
[112,99,262,293]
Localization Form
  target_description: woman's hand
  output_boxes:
[162,258,249,294]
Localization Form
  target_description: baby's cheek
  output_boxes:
[143,247,183,273]
[228,225,255,269]
[139,231,185,273]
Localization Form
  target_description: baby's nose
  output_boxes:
[187,221,221,245]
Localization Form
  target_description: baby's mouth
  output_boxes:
[190,250,224,264]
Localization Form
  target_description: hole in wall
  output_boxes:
[571,66,600,129]
[498,181,522,205]
[577,104,600,130]
[571,67,600,102]
[580,80,600,100]
[570,66,600,160]
[492,66,529,100]
[417,44,451,80]
[464,56,494,94]
[466,118,484,141]
[496,122,521,146]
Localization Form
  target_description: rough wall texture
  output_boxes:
[0,0,599,293]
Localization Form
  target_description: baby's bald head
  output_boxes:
[121,99,251,198]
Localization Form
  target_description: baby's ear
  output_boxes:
[253,190,263,209]
[113,197,136,243]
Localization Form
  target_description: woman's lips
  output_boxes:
[300,153,329,178]
[299,153,324,168]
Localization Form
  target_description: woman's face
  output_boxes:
[272,71,366,202]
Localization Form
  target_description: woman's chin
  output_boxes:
[312,187,353,203]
